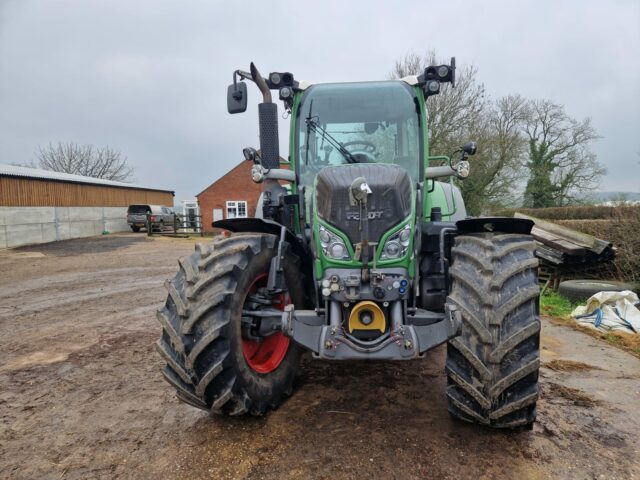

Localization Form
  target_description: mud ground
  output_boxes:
[1,233,639,480]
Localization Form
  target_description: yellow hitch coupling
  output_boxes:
[348,301,386,333]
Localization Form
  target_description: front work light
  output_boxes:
[426,80,440,94]
[318,225,350,260]
[381,223,411,260]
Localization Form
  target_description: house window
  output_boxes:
[226,201,247,219]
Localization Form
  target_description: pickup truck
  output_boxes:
[127,204,175,232]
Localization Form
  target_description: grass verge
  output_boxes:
[540,290,576,318]
[540,290,640,359]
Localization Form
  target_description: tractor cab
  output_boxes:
[296,81,423,186]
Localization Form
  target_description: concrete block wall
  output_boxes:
[0,206,130,249]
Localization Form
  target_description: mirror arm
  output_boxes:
[233,70,253,102]
[425,161,470,180]
[232,70,252,101]
[234,69,252,83]
[251,165,296,183]
[425,165,458,179]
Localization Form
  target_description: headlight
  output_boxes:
[384,241,400,257]
[319,228,330,244]
[318,225,350,260]
[329,242,346,258]
[381,223,411,260]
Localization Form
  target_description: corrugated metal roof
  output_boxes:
[0,164,173,192]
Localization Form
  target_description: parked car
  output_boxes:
[126,204,175,232]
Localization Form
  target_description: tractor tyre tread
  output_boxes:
[156,233,304,416]
[446,233,540,429]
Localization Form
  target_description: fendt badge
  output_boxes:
[346,210,384,221]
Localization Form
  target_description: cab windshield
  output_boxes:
[296,81,422,185]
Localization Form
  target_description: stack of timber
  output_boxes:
[515,213,616,267]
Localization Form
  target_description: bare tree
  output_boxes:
[389,52,527,214]
[388,51,486,155]
[35,142,135,182]
[460,95,529,214]
[389,53,607,212]
[522,100,603,207]
[388,52,424,80]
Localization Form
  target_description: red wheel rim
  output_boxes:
[241,273,291,374]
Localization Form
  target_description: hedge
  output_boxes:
[494,205,639,221]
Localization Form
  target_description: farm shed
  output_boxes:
[0,164,174,248]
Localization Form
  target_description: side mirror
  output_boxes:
[242,147,260,164]
[462,141,477,156]
[227,82,247,114]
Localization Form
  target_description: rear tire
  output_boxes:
[131,226,140,232]
[156,233,304,415]
[445,233,540,428]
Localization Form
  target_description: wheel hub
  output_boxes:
[241,273,290,374]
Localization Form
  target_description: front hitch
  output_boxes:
[280,303,462,360]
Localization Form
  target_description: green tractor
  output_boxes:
[156,59,540,428]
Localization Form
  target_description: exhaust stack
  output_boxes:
[250,63,280,171]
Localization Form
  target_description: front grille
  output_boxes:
[315,164,412,245]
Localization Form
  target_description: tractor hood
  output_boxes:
[315,163,412,245]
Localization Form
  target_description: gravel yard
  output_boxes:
[1,233,639,479]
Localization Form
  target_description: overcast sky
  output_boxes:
[1,0,638,203]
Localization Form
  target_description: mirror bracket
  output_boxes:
[243,147,260,164]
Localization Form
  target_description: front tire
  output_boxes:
[445,233,540,428]
[156,233,304,415]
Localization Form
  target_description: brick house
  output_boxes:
[196,160,260,232]
[197,156,291,232]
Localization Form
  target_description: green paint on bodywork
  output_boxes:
[314,258,323,280]
[287,84,458,281]
[424,179,457,221]
[287,93,303,234]
[373,213,416,276]
[414,87,457,222]
[416,87,429,170]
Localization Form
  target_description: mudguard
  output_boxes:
[455,217,534,235]
[213,217,309,260]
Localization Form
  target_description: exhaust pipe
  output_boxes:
[250,62,279,170]
[250,62,272,103]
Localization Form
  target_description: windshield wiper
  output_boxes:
[305,115,358,164]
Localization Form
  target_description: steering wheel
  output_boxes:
[342,140,377,154]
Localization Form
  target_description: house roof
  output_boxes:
[0,164,174,193]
